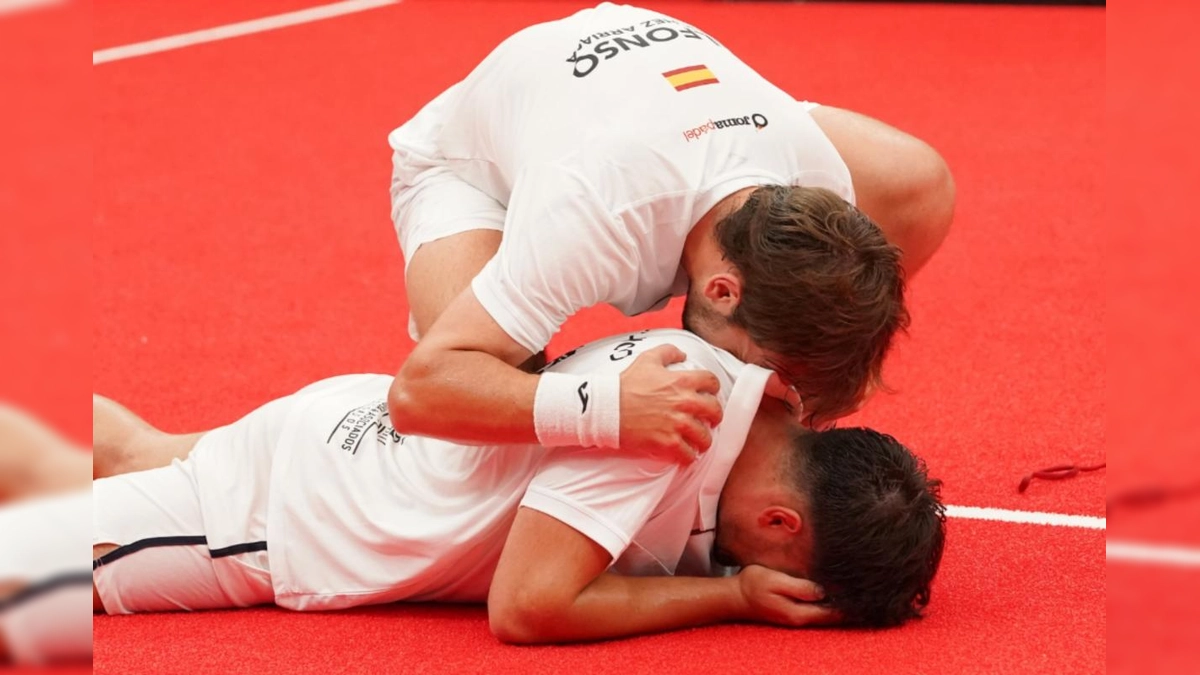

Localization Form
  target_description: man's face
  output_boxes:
[682,289,779,371]
[681,287,727,348]
[712,507,811,579]
[710,406,814,579]
[684,290,812,422]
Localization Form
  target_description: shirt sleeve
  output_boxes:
[519,451,679,561]
[517,336,750,562]
[471,165,638,353]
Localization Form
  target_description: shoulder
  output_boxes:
[544,329,744,381]
[292,374,393,399]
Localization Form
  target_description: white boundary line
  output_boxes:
[945,504,1105,530]
[941,507,1199,569]
[1108,540,1200,568]
[93,0,399,65]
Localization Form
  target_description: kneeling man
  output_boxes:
[92,330,945,642]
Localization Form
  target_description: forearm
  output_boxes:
[497,573,745,644]
[390,348,540,445]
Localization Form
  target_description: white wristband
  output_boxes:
[533,372,621,448]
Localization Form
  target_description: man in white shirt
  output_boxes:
[91,329,946,641]
[385,3,954,462]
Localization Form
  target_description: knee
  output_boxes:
[91,438,129,480]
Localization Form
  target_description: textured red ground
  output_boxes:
[94,2,1106,673]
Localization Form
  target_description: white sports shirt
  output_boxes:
[259,329,769,611]
[388,2,854,353]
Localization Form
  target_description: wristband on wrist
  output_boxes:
[533,372,621,448]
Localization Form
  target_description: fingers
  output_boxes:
[640,344,687,366]
[783,603,841,627]
[677,417,712,456]
[763,372,802,409]
[675,442,701,463]
[680,369,721,396]
[780,577,826,603]
[682,392,723,429]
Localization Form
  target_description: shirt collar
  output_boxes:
[695,361,772,533]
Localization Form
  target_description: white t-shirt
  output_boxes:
[262,329,770,611]
[388,2,853,353]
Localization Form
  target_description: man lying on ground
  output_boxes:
[92,329,946,642]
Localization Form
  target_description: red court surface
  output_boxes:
[93,2,1115,673]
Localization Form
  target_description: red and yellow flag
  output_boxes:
[663,65,719,92]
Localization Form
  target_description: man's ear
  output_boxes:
[702,272,743,317]
[757,506,803,536]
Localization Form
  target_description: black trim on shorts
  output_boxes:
[92,536,267,570]
[209,541,269,558]
[0,571,94,611]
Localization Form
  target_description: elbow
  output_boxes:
[386,381,417,435]
[488,589,565,645]
[489,610,542,645]
[387,356,434,435]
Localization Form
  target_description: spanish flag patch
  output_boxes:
[663,65,719,92]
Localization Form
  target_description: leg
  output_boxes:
[92,395,203,478]
[92,544,116,613]
[391,152,509,340]
[93,463,274,615]
[405,229,503,338]
[0,405,90,502]
[404,232,546,372]
[810,106,956,276]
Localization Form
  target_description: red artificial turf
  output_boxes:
[94,2,1107,673]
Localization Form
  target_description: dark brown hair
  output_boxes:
[714,185,909,426]
[790,427,946,627]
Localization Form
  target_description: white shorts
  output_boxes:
[91,395,294,614]
[0,490,93,665]
[389,83,508,260]
[388,85,509,340]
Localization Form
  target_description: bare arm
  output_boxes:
[808,105,955,276]
[389,288,723,452]
[487,507,833,644]
[390,287,540,445]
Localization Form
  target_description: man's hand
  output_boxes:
[736,564,839,627]
[618,345,724,461]
[763,372,804,417]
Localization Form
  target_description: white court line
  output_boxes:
[93,0,399,65]
[945,504,1105,530]
[1108,540,1200,568]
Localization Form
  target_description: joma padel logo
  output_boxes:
[578,381,590,414]
[681,113,768,142]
